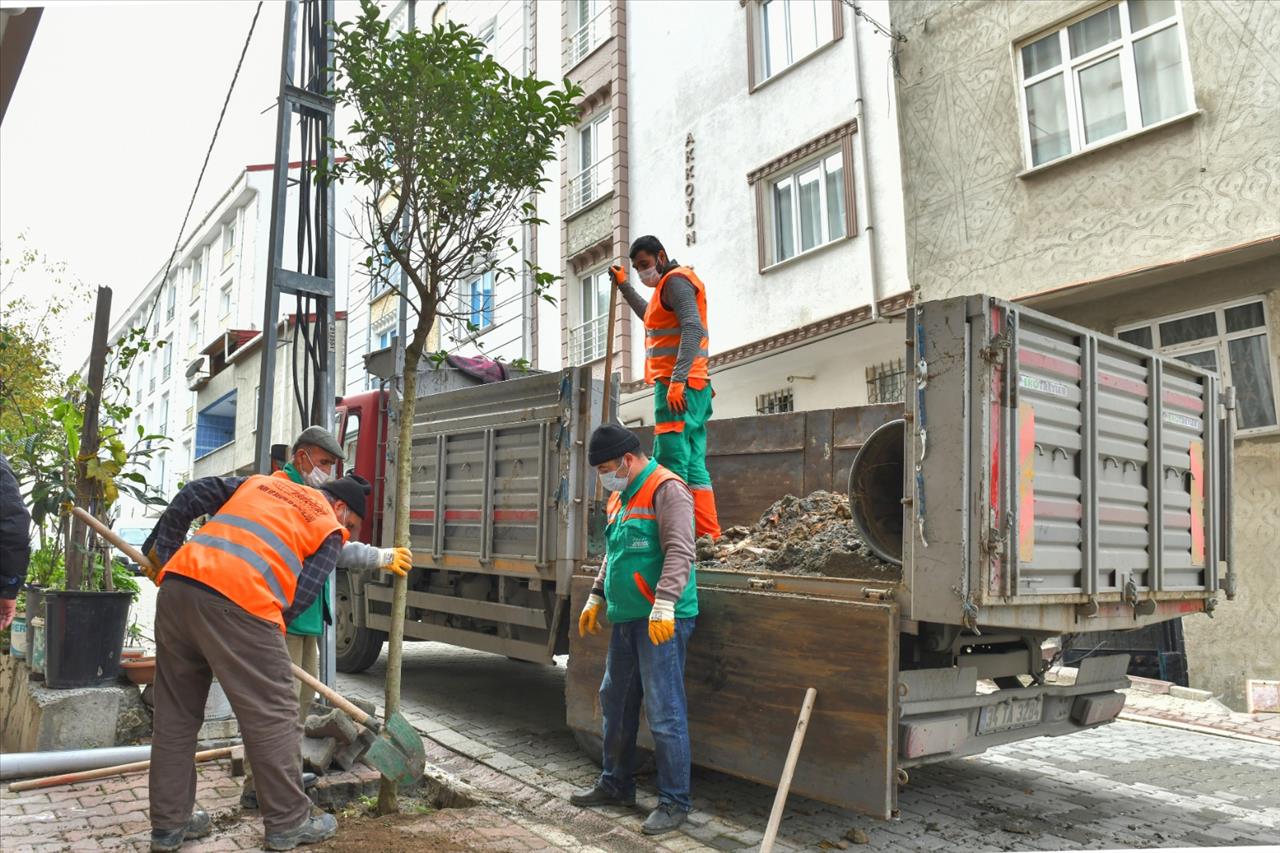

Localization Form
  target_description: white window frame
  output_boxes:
[569,266,610,365]
[1016,0,1197,170]
[766,146,848,266]
[567,0,609,68]
[567,110,612,216]
[165,279,176,323]
[219,283,232,319]
[755,0,839,84]
[1116,296,1279,437]
[465,270,495,333]
[221,219,237,269]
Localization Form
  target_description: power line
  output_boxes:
[142,1,265,335]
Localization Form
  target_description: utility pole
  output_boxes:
[65,286,113,592]
[254,0,339,685]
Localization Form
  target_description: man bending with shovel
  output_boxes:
[141,472,372,851]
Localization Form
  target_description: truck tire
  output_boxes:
[335,570,386,674]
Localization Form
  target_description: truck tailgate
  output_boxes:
[567,572,899,818]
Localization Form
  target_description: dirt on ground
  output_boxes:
[314,800,480,853]
[696,490,900,581]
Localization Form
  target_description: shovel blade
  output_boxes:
[360,712,425,788]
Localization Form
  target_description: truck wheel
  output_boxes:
[335,570,386,674]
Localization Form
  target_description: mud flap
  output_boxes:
[567,575,899,818]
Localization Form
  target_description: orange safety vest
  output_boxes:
[643,266,709,387]
[158,474,348,631]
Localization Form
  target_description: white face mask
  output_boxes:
[302,450,335,488]
[598,461,630,493]
[638,267,660,287]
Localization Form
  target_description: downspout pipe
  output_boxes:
[848,2,882,321]
[1,746,153,781]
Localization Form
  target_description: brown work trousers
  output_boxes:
[150,578,311,834]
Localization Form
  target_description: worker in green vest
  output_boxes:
[240,427,412,809]
[572,424,697,836]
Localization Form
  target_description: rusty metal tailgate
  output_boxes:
[567,574,899,818]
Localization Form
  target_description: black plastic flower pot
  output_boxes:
[43,590,133,689]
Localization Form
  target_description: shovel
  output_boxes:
[71,507,427,788]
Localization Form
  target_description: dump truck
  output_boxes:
[331,294,1236,819]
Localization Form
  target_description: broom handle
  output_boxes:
[759,687,818,853]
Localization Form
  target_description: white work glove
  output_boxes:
[578,593,604,637]
[648,598,676,645]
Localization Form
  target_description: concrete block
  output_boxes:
[0,655,151,752]
[305,709,359,745]
[230,745,246,777]
[301,736,338,774]
[331,733,371,772]
[1127,675,1173,694]
[1169,685,1214,702]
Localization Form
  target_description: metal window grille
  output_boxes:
[567,6,609,67]
[567,155,613,215]
[569,314,608,365]
[866,358,906,404]
[756,388,794,415]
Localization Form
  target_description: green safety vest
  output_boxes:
[281,462,330,637]
[604,458,699,624]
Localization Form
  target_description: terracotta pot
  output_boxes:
[121,648,147,661]
[120,656,156,686]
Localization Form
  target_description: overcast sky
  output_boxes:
[0,0,358,370]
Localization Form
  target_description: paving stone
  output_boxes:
[300,735,338,773]
[305,708,360,744]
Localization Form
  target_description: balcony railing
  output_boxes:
[566,155,612,216]
[567,7,609,68]
[569,314,608,365]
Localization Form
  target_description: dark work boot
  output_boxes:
[641,802,688,836]
[569,784,635,807]
[264,813,338,850]
[241,773,318,810]
[150,807,212,851]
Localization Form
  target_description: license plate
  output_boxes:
[978,696,1043,735]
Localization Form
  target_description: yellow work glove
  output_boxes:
[666,381,687,413]
[379,547,413,577]
[608,264,627,288]
[648,598,675,645]
[578,593,604,637]
[144,547,164,585]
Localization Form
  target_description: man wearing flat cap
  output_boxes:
[571,424,698,836]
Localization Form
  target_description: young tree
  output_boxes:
[328,1,581,812]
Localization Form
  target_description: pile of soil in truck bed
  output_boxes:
[696,490,900,581]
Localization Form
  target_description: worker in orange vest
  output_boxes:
[610,235,721,540]
[140,473,373,851]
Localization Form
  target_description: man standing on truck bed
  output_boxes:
[610,235,721,540]
[140,470,374,850]
[573,424,698,836]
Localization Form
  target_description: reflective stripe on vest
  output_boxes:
[643,266,709,385]
[159,474,346,630]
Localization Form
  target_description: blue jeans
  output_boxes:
[597,617,696,812]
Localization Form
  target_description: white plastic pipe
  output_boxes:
[0,745,152,781]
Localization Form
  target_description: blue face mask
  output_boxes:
[598,461,630,493]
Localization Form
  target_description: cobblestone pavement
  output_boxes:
[1120,689,1280,743]
[338,643,1280,852]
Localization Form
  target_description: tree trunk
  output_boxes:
[66,286,112,591]
[377,329,425,815]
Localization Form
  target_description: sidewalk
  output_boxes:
[1120,686,1280,743]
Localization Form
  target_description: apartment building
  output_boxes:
[557,0,912,423]
[104,162,352,519]
[892,0,1280,709]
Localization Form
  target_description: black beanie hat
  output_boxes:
[588,423,641,466]
[320,473,372,519]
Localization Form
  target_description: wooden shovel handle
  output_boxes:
[8,747,233,793]
[72,506,151,568]
[290,664,376,729]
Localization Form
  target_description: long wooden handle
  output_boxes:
[290,663,375,728]
[601,268,619,425]
[72,506,151,569]
[8,747,233,793]
[759,687,818,853]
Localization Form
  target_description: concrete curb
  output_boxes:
[1117,711,1280,746]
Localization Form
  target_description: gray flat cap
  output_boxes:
[292,426,345,460]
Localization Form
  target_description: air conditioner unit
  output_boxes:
[186,354,212,391]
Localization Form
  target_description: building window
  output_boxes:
[568,111,612,216]
[190,253,203,303]
[377,329,397,350]
[188,314,200,355]
[756,388,794,415]
[569,267,610,365]
[220,284,232,318]
[866,358,907,404]
[221,219,237,269]
[477,16,496,49]
[159,394,169,437]
[161,338,172,382]
[165,279,176,323]
[760,0,837,81]
[567,0,608,68]
[1117,297,1278,434]
[371,243,397,298]
[1017,0,1194,169]
[466,271,494,331]
[195,391,237,459]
